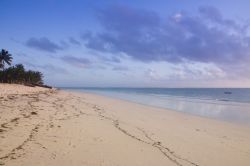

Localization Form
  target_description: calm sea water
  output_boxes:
[63,88,250,125]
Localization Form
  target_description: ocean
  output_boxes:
[63,88,250,125]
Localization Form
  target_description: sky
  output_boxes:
[1,0,250,87]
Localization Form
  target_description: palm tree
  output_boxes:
[0,49,13,70]
[0,50,45,85]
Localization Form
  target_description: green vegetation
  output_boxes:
[0,49,43,84]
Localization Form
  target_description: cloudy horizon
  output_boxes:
[1,0,250,87]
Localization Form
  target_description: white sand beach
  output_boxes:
[0,84,250,166]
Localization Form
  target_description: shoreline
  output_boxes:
[66,89,250,127]
[1,84,250,166]
[70,90,250,130]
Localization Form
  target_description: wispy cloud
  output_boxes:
[144,69,161,80]
[61,56,91,68]
[68,37,81,46]
[26,37,64,53]
[144,62,227,82]
[112,66,128,71]
[24,62,68,74]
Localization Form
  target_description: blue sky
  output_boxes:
[1,0,250,87]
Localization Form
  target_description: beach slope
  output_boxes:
[0,84,250,166]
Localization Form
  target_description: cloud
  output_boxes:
[144,62,227,82]
[170,63,227,80]
[112,66,128,71]
[98,54,121,63]
[198,6,240,30]
[40,64,68,74]
[60,40,70,49]
[82,5,250,77]
[81,5,161,58]
[24,62,68,74]
[61,56,91,68]
[97,5,160,32]
[144,69,161,80]
[26,37,63,53]
[199,6,223,23]
[69,37,81,46]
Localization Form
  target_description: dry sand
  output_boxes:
[0,84,250,166]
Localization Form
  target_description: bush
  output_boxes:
[0,64,43,84]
